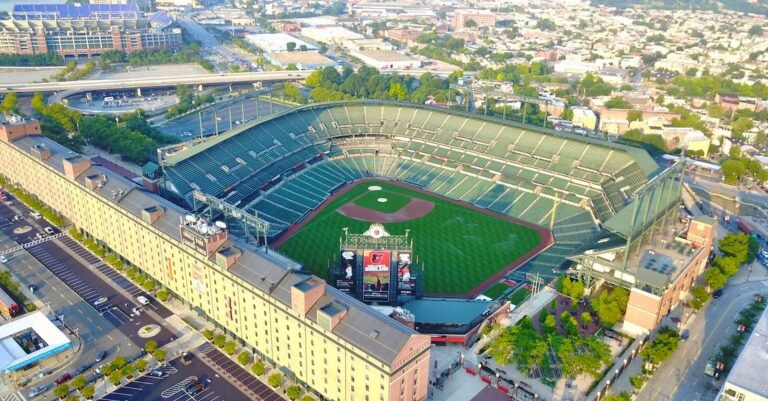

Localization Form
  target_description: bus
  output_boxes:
[0,286,20,318]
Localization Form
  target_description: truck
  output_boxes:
[704,356,716,376]
[0,286,20,318]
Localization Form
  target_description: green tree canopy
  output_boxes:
[640,326,680,365]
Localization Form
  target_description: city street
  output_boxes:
[0,210,137,398]
[636,275,768,401]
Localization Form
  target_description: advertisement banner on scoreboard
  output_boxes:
[362,250,390,302]
[396,252,416,295]
[335,250,357,295]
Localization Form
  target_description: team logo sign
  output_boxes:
[363,223,390,239]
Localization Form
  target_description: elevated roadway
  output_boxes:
[0,70,312,94]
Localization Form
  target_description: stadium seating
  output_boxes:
[161,102,656,275]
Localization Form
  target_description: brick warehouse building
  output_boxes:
[0,4,181,58]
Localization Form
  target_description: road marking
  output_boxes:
[161,376,197,398]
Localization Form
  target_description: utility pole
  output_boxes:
[198,111,203,137]
[229,106,233,130]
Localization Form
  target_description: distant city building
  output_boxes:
[716,301,768,401]
[383,29,422,46]
[301,27,364,46]
[554,60,599,75]
[244,33,317,53]
[571,107,598,130]
[264,51,336,70]
[350,49,421,70]
[451,9,496,30]
[0,4,181,58]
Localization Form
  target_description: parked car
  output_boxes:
[150,369,167,378]
[95,350,107,363]
[73,363,91,376]
[181,352,192,365]
[44,227,54,235]
[28,385,48,398]
[680,330,690,342]
[0,255,7,263]
[54,373,71,385]
[136,295,150,305]
[713,289,724,299]
[93,296,108,306]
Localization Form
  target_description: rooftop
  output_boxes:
[265,51,336,66]
[0,312,72,373]
[721,304,768,398]
[8,133,418,366]
[404,298,493,325]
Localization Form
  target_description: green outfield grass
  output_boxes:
[482,282,511,300]
[278,181,544,296]
[353,188,411,213]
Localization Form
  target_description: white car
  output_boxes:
[44,227,54,235]
[137,295,150,305]
[28,385,48,398]
[0,255,7,263]
[93,296,108,306]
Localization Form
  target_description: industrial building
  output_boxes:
[0,118,431,401]
[716,302,768,401]
[0,4,181,58]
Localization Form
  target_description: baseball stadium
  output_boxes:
[159,100,659,300]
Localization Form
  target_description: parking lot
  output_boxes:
[0,196,174,342]
[98,350,257,401]
[195,343,284,401]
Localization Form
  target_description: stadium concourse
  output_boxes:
[160,101,657,291]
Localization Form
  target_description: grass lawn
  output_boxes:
[482,282,511,300]
[507,287,531,305]
[353,188,411,213]
[278,180,544,295]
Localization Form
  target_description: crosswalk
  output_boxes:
[2,392,27,401]
[160,376,198,399]
[0,232,64,256]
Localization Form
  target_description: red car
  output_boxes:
[54,373,71,385]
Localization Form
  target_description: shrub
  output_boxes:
[142,280,157,292]
[224,341,237,356]
[53,384,70,398]
[71,375,86,390]
[25,303,37,312]
[251,361,266,376]
[238,350,251,365]
[153,349,167,362]
[630,374,645,389]
[267,373,282,388]
[157,288,170,301]
[121,363,136,378]
[287,385,302,400]
[202,329,215,341]
[126,267,138,279]
[81,385,95,399]
[111,357,127,370]
[101,364,115,376]
[214,334,226,348]
[68,228,83,241]
[300,396,315,401]
[135,359,148,372]
[144,340,158,353]
[108,371,123,386]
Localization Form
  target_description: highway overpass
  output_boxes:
[0,71,312,94]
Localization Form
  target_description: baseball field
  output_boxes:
[276,180,550,297]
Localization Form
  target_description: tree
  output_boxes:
[630,374,646,389]
[640,326,680,365]
[464,19,478,28]
[722,159,746,184]
[604,97,633,109]
[287,385,302,400]
[144,340,158,354]
[543,314,557,335]
[53,384,70,399]
[224,341,237,356]
[286,63,298,71]
[108,370,123,386]
[627,109,643,122]
[704,267,728,290]
[685,67,698,77]
[1,92,19,115]
[238,351,251,365]
[71,375,87,390]
[81,385,95,400]
[268,373,282,388]
[203,329,215,341]
[602,393,631,401]
[153,349,167,362]
[749,24,764,36]
[111,357,127,370]
[214,334,227,348]
[300,396,316,401]
[135,359,148,372]
[581,312,593,327]
[557,276,585,301]
[286,42,296,52]
[157,288,170,301]
[562,107,574,120]
[121,363,137,378]
[731,117,754,137]
[690,286,710,310]
[591,287,629,326]
[719,232,752,264]
[252,361,266,376]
